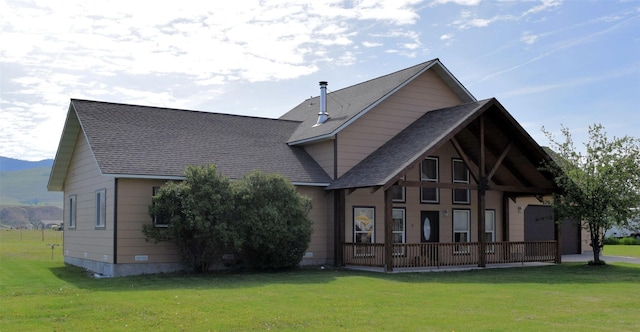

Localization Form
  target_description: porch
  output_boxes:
[342,241,558,271]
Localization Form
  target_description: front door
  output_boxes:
[421,211,439,264]
[421,211,439,242]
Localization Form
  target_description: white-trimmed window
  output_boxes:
[391,176,406,203]
[392,208,406,255]
[452,159,470,204]
[68,195,77,229]
[95,189,106,229]
[420,157,439,203]
[453,209,470,253]
[152,186,169,227]
[485,210,496,253]
[353,207,375,244]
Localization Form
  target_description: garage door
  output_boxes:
[524,205,580,255]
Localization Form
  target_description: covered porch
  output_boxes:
[328,100,561,272]
[342,241,558,270]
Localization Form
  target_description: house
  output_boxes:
[48,59,589,277]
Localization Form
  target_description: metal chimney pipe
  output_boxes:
[314,81,329,126]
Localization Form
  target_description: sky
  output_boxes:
[1,0,638,161]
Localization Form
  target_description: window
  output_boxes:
[420,157,439,203]
[453,209,470,253]
[452,159,470,204]
[95,189,106,229]
[353,207,375,244]
[392,208,406,255]
[485,210,496,253]
[353,207,375,256]
[68,195,77,229]
[152,187,169,227]
[391,176,405,203]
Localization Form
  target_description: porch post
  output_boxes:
[478,116,487,268]
[384,188,393,272]
[334,189,345,267]
[554,208,562,264]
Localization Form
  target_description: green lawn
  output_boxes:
[1,230,639,331]
[604,243,640,258]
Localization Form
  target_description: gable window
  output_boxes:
[485,210,496,253]
[453,209,470,253]
[95,189,106,229]
[392,208,406,255]
[452,159,470,204]
[152,187,169,227]
[68,195,77,229]
[420,157,439,203]
[391,176,405,203]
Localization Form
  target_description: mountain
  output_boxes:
[0,156,54,172]
[0,156,63,227]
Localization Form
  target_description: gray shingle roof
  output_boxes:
[279,59,475,144]
[326,99,493,190]
[70,99,331,184]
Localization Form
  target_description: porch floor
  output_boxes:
[345,261,554,273]
[344,253,640,273]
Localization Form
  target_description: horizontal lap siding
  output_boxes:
[337,70,463,177]
[63,133,115,263]
[303,140,334,179]
[296,186,333,264]
[116,178,180,264]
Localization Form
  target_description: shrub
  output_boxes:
[604,237,640,245]
[143,165,239,273]
[233,171,313,270]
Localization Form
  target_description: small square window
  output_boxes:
[420,157,439,203]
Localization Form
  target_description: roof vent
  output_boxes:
[314,81,329,127]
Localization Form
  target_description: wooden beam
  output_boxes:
[384,189,394,272]
[487,141,513,181]
[450,136,480,184]
[398,180,479,190]
[478,116,487,268]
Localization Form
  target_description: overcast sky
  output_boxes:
[1,0,638,161]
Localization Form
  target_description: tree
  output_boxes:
[233,171,313,270]
[542,124,640,265]
[143,164,239,272]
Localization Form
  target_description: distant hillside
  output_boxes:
[0,156,54,172]
[0,205,63,229]
[0,166,63,208]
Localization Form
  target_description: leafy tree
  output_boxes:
[542,124,640,265]
[143,164,239,272]
[233,171,313,270]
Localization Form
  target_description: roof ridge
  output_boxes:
[70,98,302,124]
[306,59,438,99]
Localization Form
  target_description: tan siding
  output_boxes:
[116,178,179,264]
[296,186,333,264]
[63,133,115,263]
[343,141,503,244]
[337,70,464,177]
[303,140,335,180]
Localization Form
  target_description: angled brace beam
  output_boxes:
[487,141,513,181]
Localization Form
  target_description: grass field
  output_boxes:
[604,243,640,258]
[1,230,639,331]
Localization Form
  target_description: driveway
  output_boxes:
[562,253,640,264]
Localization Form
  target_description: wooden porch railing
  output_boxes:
[342,241,557,269]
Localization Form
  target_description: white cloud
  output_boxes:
[0,0,428,160]
[520,32,539,45]
[440,34,454,40]
[362,41,383,47]
[429,0,481,6]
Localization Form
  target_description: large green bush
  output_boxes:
[143,165,239,273]
[233,171,313,270]
[143,165,313,272]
